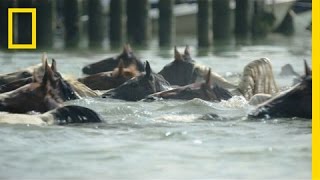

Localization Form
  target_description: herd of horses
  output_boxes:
[0,45,312,125]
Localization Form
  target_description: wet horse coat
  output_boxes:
[150,69,232,101]
[78,60,140,90]
[158,46,236,88]
[102,61,171,101]
[0,60,102,125]
[249,60,311,119]
[82,44,144,75]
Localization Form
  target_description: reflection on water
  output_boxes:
[0,32,311,179]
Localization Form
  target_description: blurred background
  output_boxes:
[0,0,312,51]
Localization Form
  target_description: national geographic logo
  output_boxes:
[8,8,36,49]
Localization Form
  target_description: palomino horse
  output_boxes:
[102,61,171,101]
[82,44,145,75]
[78,59,140,90]
[149,69,232,101]
[249,60,311,119]
[237,58,279,100]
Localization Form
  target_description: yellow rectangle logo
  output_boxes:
[8,8,36,49]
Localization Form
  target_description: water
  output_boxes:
[0,32,311,179]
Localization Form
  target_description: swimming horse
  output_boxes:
[0,54,99,97]
[148,69,232,102]
[102,61,171,101]
[82,44,145,75]
[78,59,140,90]
[0,59,102,125]
[249,60,311,119]
[158,46,236,88]
[159,46,279,101]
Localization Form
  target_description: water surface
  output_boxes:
[0,32,311,179]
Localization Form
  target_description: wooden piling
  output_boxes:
[158,0,174,47]
[34,0,55,48]
[252,0,276,38]
[0,0,14,49]
[63,0,80,48]
[197,0,212,47]
[109,0,126,48]
[17,0,33,44]
[88,0,104,49]
[212,0,232,40]
[235,0,253,37]
[126,0,150,46]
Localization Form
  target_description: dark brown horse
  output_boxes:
[82,44,145,75]
[0,59,80,114]
[158,46,235,88]
[158,46,198,86]
[102,61,171,101]
[149,69,232,101]
[249,60,311,119]
[78,60,140,90]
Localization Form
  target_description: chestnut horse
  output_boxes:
[82,44,144,75]
[78,60,140,90]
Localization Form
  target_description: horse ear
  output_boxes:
[127,44,132,52]
[42,59,55,87]
[41,52,48,68]
[304,59,311,76]
[51,59,57,73]
[117,59,124,76]
[145,61,152,78]
[205,69,212,85]
[123,44,130,54]
[184,45,191,57]
[174,46,183,61]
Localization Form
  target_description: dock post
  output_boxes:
[235,0,253,37]
[197,0,212,47]
[126,0,150,46]
[212,0,232,40]
[63,0,81,48]
[17,0,33,44]
[34,0,55,48]
[158,0,174,47]
[88,0,104,49]
[252,0,275,38]
[109,0,126,48]
[0,0,14,49]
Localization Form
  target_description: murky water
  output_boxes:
[0,31,311,179]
